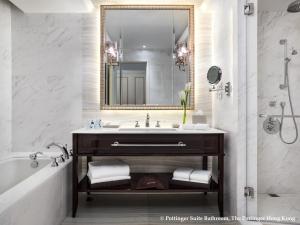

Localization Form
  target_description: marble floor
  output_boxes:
[258,194,300,224]
[62,193,238,225]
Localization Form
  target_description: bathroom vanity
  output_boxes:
[72,128,225,217]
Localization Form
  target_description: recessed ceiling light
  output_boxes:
[142,45,147,48]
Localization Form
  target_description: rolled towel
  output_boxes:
[173,167,194,180]
[88,159,130,180]
[189,170,212,184]
[88,175,131,184]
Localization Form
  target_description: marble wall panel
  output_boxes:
[258,11,300,194]
[0,0,12,158]
[11,10,82,152]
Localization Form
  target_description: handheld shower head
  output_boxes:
[280,39,287,45]
[288,0,300,13]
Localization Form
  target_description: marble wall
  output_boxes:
[0,0,12,157]
[201,0,247,216]
[11,9,82,152]
[210,0,238,216]
[258,11,300,194]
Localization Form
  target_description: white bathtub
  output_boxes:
[0,154,72,225]
[0,158,50,195]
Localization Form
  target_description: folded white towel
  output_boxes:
[173,167,194,180]
[189,170,212,184]
[88,175,131,184]
[182,123,209,130]
[172,177,190,182]
[88,159,130,180]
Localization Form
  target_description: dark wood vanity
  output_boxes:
[72,130,224,217]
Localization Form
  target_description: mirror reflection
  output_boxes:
[103,8,192,107]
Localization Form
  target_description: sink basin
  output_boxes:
[118,127,177,132]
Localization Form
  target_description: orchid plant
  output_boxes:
[179,82,192,124]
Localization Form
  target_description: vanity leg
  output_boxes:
[203,156,208,195]
[72,135,78,218]
[218,154,224,217]
[86,156,93,201]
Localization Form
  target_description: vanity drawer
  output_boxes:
[75,134,222,155]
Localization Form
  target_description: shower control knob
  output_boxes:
[263,116,280,135]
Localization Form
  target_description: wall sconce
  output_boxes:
[105,41,119,65]
[175,42,190,72]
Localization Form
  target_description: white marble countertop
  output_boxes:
[71,127,226,134]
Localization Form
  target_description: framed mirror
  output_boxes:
[100,5,194,110]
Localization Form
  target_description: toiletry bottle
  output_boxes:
[89,120,95,129]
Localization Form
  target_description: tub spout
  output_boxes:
[46,142,69,160]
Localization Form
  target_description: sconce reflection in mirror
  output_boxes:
[175,42,190,71]
[207,66,232,97]
[105,41,119,65]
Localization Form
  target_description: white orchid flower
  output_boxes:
[185,82,192,92]
[179,90,186,101]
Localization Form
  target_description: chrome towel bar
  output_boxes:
[259,114,300,118]
[111,141,186,147]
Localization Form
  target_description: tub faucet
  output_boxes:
[46,142,69,160]
[145,113,150,127]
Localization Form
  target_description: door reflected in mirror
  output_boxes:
[101,6,194,109]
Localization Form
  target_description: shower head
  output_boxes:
[288,0,300,13]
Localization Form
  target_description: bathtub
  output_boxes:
[0,154,72,225]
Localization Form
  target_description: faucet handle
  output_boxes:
[29,152,43,160]
[155,121,160,128]
[29,153,37,160]
[58,154,65,163]
[51,157,59,167]
[135,121,140,128]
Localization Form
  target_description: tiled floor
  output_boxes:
[258,194,300,224]
[62,193,300,225]
[62,193,234,225]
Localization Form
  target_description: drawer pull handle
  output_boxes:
[111,141,186,147]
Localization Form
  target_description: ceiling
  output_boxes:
[258,0,295,11]
[8,0,296,14]
[9,0,94,13]
[105,10,189,50]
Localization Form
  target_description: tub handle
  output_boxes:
[51,157,59,167]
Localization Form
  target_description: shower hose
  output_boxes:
[279,67,299,144]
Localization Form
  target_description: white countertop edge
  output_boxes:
[71,127,226,134]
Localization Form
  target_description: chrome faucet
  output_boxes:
[145,113,150,127]
[46,142,69,160]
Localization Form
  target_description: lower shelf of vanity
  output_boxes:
[78,173,219,193]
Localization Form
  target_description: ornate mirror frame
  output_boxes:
[100,5,194,110]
